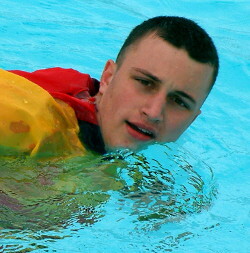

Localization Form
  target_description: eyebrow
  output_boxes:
[132,67,162,83]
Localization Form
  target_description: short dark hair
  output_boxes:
[116,16,219,90]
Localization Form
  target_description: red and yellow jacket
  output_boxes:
[0,67,100,157]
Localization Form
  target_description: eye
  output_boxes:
[135,77,153,87]
[170,95,190,109]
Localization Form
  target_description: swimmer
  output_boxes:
[1,16,219,157]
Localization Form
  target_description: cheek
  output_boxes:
[99,86,125,125]
[160,113,195,141]
[109,86,135,113]
[173,115,194,131]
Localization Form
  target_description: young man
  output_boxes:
[1,16,219,157]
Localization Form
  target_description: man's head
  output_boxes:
[95,16,219,152]
[116,16,219,90]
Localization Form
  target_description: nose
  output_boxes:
[142,93,165,123]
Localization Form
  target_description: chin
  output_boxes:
[105,141,139,153]
[123,142,152,152]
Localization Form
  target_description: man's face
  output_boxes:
[96,34,214,151]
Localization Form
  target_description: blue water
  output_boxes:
[0,0,249,252]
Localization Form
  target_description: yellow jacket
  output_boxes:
[0,69,85,158]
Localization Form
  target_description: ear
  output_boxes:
[99,59,117,94]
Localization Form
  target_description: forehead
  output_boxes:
[119,34,214,100]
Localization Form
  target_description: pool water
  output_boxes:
[0,0,249,252]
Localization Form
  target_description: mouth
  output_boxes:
[125,120,156,141]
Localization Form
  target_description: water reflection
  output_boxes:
[118,144,217,226]
[0,144,217,250]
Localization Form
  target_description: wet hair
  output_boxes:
[116,16,219,90]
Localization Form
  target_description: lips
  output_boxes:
[125,120,156,141]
